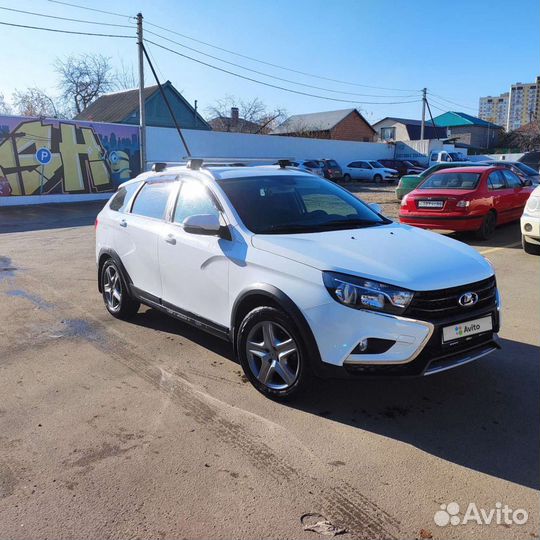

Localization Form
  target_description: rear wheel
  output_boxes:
[522,234,540,255]
[237,307,312,401]
[374,174,383,183]
[475,211,497,240]
[101,259,140,319]
[343,173,351,183]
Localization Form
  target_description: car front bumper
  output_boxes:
[304,298,500,378]
[520,213,540,242]
[399,213,484,231]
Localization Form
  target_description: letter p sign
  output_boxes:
[35,147,52,165]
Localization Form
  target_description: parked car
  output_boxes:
[378,159,424,177]
[96,160,500,400]
[428,150,469,167]
[342,160,398,183]
[406,159,426,169]
[396,162,478,200]
[399,165,534,239]
[291,159,325,177]
[319,159,343,181]
[521,184,540,254]
[480,161,540,186]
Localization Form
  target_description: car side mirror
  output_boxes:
[524,179,533,187]
[369,203,382,215]
[182,214,222,236]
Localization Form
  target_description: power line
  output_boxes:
[427,92,477,112]
[144,20,419,93]
[0,6,134,28]
[145,39,422,106]
[145,28,419,99]
[0,19,133,38]
[46,0,134,20]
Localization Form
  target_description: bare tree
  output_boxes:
[499,122,540,152]
[206,96,287,134]
[55,53,115,114]
[0,93,11,115]
[114,59,137,91]
[12,87,61,117]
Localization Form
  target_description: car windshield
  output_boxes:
[419,172,481,190]
[514,162,538,176]
[369,161,384,168]
[218,175,389,234]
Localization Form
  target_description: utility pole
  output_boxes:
[137,12,147,172]
[420,87,427,140]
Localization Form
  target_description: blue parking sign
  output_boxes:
[35,147,52,165]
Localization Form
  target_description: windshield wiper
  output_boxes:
[318,219,385,230]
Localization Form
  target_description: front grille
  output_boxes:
[406,276,497,321]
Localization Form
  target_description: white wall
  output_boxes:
[146,127,393,169]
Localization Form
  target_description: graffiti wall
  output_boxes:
[0,116,140,196]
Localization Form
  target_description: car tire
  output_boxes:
[522,234,540,255]
[475,211,497,240]
[343,173,351,183]
[374,174,383,183]
[237,306,312,401]
[101,259,140,319]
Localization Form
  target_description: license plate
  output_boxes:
[442,316,492,343]
[418,200,444,208]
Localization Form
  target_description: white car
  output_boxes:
[96,160,500,400]
[521,185,540,254]
[291,159,325,177]
[342,160,398,183]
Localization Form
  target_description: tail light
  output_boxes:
[456,200,470,208]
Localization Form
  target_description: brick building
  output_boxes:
[271,108,375,142]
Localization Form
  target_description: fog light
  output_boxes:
[356,339,368,352]
[525,223,533,232]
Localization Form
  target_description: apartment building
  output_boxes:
[478,93,508,126]
[478,77,538,131]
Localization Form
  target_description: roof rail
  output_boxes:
[183,156,295,169]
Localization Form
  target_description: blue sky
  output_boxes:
[0,0,538,122]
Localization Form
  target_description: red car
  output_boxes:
[399,166,534,239]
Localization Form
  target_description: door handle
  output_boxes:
[119,219,127,228]
[165,234,176,245]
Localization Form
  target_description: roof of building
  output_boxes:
[74,85,159,123]
[271,108,375,135]
[429,111,502,129]
[73,81,209,128]
[208,116,262,133]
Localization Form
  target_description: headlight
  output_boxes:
[525,196,540,215]
[323,272,414,314]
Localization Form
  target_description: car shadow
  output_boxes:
[289,337,539,490]
[130,306,235,361]
[450,221,522,249]
[123,306,540,490]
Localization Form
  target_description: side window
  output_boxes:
[173,181,220,224]
[131,181,175,219]
[502,170,522,188]
[109,182,140,212]
[488,171,506,190]
[347,162,359,168]
[359,161,369,169]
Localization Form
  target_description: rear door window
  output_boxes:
[488,171,507,190]
[109,182,141,212]
[131,181,175,220]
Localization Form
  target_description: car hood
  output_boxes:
[383,168,398,174]
[251,222,493,291]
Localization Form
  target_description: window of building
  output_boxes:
[380,127,395,141]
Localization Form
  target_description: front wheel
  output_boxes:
[101,259,140,319]
[522,234,540,255]
[475,211,497,240]
[373,174,383,183]
[237,307,312,401]
[343,173,351,183]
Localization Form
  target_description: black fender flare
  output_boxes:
[230,284,324,374]
[97,248,133,293]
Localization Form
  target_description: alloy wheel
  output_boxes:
[103,265,122,312]
[245,321,300,390]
